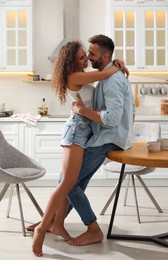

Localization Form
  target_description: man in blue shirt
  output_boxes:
[66,35,134,246]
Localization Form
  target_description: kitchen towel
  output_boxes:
[11,113,41,127]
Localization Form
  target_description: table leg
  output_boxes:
[107,164,168,247]
[107,163,125,238]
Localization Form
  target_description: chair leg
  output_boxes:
[6,185,14,218]
[131,175,141,223]
[21,183,43,217]
[0,183,10,201]
[15,184,26,236]
[100,173,127,215]
[123,174,130,206]
[136,175,163,213]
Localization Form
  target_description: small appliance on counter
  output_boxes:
[0,110,14,117]
[0,103,14,117]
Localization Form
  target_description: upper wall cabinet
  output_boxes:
[0,0,32,5]
[108,0,168,71]
[0,0,32,71]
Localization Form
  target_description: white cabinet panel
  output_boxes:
[35,135,63,154]
[0,122,19,147]
[0,121,19,133]
[33,121,64,178]
[35,153,63,179]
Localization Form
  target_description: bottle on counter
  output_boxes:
[39,98,48,116]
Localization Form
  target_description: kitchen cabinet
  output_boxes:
[0,0,32,71]
[30,122,65,180]
[0,118,104,184]
[0,120,65,182]
[1,116,168,186]
[108,0,168,71]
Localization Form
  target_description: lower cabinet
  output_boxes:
[1,120,65,181]
[33,122,64,179]
[1,118,168,185]
[22,121,65,180]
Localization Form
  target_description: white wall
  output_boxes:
[0,0,167,115]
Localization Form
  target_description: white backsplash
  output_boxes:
[0,74,71,116]
[0,73,168,117]
[130,74,168,115]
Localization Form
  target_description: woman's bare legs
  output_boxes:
[32,144,84,257]
[26,199,69,234]
[49,197,70,238]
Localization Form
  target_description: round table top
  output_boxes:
[107,142,168,168]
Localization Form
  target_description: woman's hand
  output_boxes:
[113,59,129,78]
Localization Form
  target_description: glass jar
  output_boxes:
[160,100,168,115]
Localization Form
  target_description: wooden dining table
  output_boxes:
[106,141,168,247]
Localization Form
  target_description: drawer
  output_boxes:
[35,135,63,153]
[35,153,63,176]
[36,122,65,135]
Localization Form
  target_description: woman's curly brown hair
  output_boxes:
[52,41,82,104]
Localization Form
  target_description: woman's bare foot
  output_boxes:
[26,222,71,241]
[67,222,104,246]
[32,226,45,257]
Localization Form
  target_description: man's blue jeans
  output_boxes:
[66,143,121,226]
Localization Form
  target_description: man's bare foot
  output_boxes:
[67,228,104,246]
[32,226,45,257]
[50,224,72,241]
[26,222,40,232]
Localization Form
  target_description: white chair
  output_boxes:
[100,122,163,223]
[0,130,46,236]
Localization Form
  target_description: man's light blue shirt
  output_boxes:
[86,62,134,150]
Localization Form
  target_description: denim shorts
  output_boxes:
[61,114,92,148]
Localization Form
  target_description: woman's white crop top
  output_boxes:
[68,84,95,109]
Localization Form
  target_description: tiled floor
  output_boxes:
[0,185,168,259]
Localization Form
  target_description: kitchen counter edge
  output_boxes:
[0,115,168,122]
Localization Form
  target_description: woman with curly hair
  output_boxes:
[32,41,128,256]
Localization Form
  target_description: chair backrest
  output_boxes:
[0,130,40,169]
[132,122,161,142]
[0,130,10,168]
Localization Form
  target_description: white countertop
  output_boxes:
[0,115,69,122]
[0,114,168,122]
[135,115,168,121]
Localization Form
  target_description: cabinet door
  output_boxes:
[1,5,32,70]
[0,122,19,147]
[34,122,64,178]
[109,1,168,71]
[109,6,140,71]
[140,7,168,70]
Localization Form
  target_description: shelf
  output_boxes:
[131,82,168,85]
[23,80,51,84]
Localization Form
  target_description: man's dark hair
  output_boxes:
[89,34,115,57]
